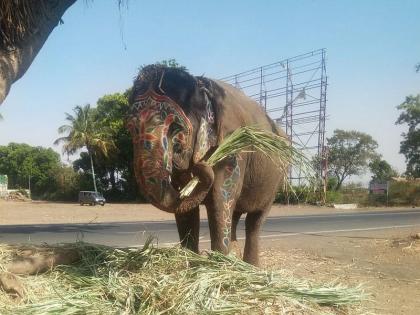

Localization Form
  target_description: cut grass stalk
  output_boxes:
[180,126,314,199]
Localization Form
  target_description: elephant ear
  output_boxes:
[193,92,217,163]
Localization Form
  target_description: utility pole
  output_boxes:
[321,147,329,204]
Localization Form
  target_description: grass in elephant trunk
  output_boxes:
[180,126,314,198]
[0,239,366,315]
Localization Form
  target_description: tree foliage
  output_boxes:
[326,129,379,190]
[368,158,398,182]
[396,95,420,177]
[0,143,75,198]
[55,104,114,156]
[156,59,187,70]
[66,91,144,201]
[74,92,141,199]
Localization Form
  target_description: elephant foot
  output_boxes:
[0,272,25,300]
[229,240,242,259]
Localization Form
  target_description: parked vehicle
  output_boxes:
[78,191,106,206]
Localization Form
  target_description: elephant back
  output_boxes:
[212,80,287,142]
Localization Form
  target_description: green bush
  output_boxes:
[360,181,420,207]
[388,181,420,206]
[340,188,368,204]
[275,180,420,207]
[325,190,343,204]
[275,183,368,206]
[275,186,322,205]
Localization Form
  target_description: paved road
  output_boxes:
[0,209,419,247]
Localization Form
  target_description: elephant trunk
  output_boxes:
[129,89,213,214]
[153,162,214,214]
[175,162,214,213]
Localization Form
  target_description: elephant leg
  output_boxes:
[175,206,200,253]
[231,211,242,242]
[243,211,267,266]
[205,202,232,255]
[230,210,243,258]
[206,156,244,254]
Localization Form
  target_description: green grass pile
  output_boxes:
[0,240,365,315]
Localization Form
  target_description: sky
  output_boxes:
[0,0,419,183]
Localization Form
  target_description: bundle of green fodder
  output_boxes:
[0,240,365,315]
[181,126,314,198]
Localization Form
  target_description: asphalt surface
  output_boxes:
[0,209,419,247]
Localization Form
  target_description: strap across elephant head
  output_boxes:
[192,90,218,163]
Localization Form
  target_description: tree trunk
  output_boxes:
[109,168,116,189]
[335,176,345,191]
[89,151,98,193]
[0,0,76,105]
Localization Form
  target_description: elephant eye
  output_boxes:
[168,122,183,135]
[173,141,182,154]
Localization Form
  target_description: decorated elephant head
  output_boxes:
[127,65,223,213]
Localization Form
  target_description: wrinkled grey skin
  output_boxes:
[128,65,286,265]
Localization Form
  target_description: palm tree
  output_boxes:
[54,104,115,192]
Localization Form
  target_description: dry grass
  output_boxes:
[0,239,366,314]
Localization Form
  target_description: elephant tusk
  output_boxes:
[179,177,200,199]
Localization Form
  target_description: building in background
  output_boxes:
[0,175,8,197]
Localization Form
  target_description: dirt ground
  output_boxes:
[0,200,419,314]
[0,199,416,225]
[258,233,420,315]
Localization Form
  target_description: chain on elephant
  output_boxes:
[220,156,241,249]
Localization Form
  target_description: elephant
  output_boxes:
[127,65,287,266]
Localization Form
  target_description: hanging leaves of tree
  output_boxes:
[0,0,77,105]
[0,1,130,105]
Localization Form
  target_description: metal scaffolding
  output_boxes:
[220,49,328,185]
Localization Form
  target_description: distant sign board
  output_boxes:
[369,182,389,194]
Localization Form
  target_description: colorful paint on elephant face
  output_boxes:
[220,156,241,248]
[128,90,193,202]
